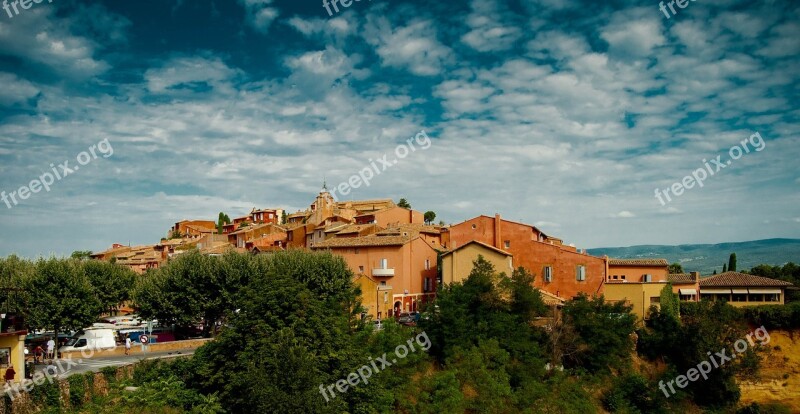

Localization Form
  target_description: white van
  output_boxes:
[59,329,117,353]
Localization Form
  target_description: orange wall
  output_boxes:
[449,215,606,299]
[325,238,438,313]
[607,265,669,283]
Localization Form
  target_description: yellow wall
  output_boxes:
[0,333,26,383]
[441,243,513,286]
[604,282,670,322]
[354,274,394,319]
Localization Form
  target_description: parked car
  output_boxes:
[58,329,117,353]
[397,312,417,326]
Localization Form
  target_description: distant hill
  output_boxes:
[588,238,800,275]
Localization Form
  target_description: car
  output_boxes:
[397,312,417,326]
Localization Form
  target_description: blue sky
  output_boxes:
[0,0,798,257]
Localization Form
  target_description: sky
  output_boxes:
[0,0,798,258]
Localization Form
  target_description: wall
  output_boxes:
[449,215,607,299]
[0,333,25,384]
[441,244,512,285]
[603,282,669,321]
[608,265,669,283]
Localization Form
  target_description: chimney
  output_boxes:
[494,213,502,249]
[690,271,700,282]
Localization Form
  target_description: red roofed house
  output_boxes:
[700,272,793,306]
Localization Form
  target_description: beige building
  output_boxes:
[603,281,670,322]
[440,241,513,285]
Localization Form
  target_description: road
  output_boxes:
[28,348,199,379]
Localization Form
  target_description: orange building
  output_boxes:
[313,230,439,318]
[168,220,217,238]
[606,259,669,283]
[354,206,423,227]
[447,214,606,300]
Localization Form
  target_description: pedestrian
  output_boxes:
[46,337,55,361]
[124,335,131,355]
[34,345,44,364]
[4,365,15,386]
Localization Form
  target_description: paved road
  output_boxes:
[28,348,198,379]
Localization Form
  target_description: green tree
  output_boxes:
[560,294,637,373]
[659,284,680,321]
[424,211,436,225]
[728,253,737,272]
[83,260,136,316]
[188,250,362,413]
[723,263,728,273]
[397,198,411,209]
[217,212,231,234]
[134,251,253,337]
[668,263,684,274]
[70,250,93,260]
[24,258,101,349]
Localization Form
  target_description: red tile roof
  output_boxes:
[441,240,512,257]
[668,273,696,284]
[700,272,793,288]
[313,234,415,248]
[608,258,669,266]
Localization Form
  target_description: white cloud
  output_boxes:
[613,211,636,218]
[461,0,522,52]
[238,0,279,33]
[363,17,453,76]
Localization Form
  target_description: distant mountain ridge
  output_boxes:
[588,238,800,275]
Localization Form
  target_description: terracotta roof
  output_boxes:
[538,289,566,306]
[334,223,379,235]
[668,273,696,283]
[700,272,793,288]
[313,234,415,248]
[608,258,669,266]
[441,240,512,257]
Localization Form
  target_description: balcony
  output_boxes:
[372,268,395,277]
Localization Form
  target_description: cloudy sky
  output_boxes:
[0,0,798,257]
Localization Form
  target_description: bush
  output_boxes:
[602,373,661,414]
[741,302,800,329]
[67,374,87,408]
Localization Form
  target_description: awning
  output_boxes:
[748,288,782,294]
[679,289,697,295]
[732,289,749,294]
[701,288,731,294]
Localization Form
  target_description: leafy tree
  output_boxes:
[188,250,362,413]
[397,198,411,209]
[24,258,101,348]
[668,263,684,274]
[217,212,231,234]
[659,284,680,321]
[560,294,637,373]
[170,229,181,239]
[0,255,34,314]
[424,211,436,225]
[70,250,93,260]
[134,251,252,337]
[729,253,737,272]
[83,260,136,316]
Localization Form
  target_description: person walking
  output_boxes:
[124,335,131,356]
[34,345,44,364]
[46,337,55,361]
[4,365,15,386]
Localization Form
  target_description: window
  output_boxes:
[0,348,9,367]
[504,240,510,249]
[621,275,626,280]
[424,278,430,292]
[612,275,618,280]
[650,297,660,303]
[355,248,360,254]
[358,266,364,273]
[732,294,747,302]
[576,265,586,281]
[765,293,780,302]
[425,259,430,270]
[380,258,388,269]
[471,224,477,229]
[543,266,553,282]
